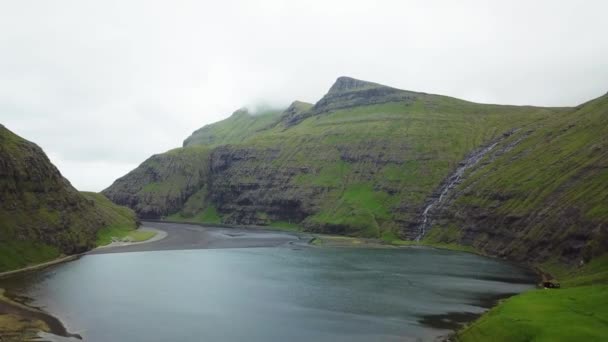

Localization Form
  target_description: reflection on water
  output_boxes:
[2,247,536,342]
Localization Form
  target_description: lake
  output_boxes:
[2,245,536,341]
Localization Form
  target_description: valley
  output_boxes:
[1,77,606,341]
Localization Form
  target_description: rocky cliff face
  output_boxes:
[426,94,608,264]
[0,125,138,271]
[105,77,573,251]
[103,146,211,219]
[284,77,421,126]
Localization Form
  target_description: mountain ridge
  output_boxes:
[103,76,607,265]
[0,125,138,272]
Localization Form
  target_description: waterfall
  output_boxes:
[415,142,499,241]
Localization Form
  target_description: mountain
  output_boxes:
[0,125,138,272]
[103,76,557,233]
[104,76,607,264]
[428,93,608,264]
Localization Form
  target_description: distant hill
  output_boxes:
[0,125,138,272]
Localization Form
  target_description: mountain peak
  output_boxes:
[327,76,382,94]
[286,100,313,111]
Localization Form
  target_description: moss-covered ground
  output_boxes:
[456,255,608,342]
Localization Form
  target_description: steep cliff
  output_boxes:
[426,93,608,264]
[104,77,564,241]
[103,146,211,219]
[0,125,138,272]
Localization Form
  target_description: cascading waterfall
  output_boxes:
[415,141,500,241]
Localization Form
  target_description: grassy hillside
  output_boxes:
[0,125,138,272]
[183,107,287,147]
[79,192,141,246]
[103,146,211,219]
[105,77,562,239]
[100,77,608,341]
[429,93,608,263]
[457,255,608,342]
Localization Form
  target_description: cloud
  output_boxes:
[1,0,607,191]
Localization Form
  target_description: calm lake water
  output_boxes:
[3,247,536,341]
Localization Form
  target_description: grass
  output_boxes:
[129,230,156,241]
[168,205,222,224]
[309,235,367,246]
[183,107,286,147]
[102,146,211,218]
[0,121,140,273]
[268,221,302,232]
[0,241,60,273]
[81,192,138,226]
[390,239,478,253]
[444,94,608,261]
[108,79,563,238]
[0,314,48,340]
[96,225,155,246]
[224,95,558,236]
[457,285,608,342]
[541,254,608,287]
[80,192,141,246]
[95,225,132,246]
[0,289,48,341]
[456,254,608,342]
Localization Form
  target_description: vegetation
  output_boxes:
[0,124,139,272]
[457,256,608,342]
[167,205,222,224]
[95,225,154,246]
[106,77,564,242]
[0,289,51,341]
[431,93,608,262]
[102,146,211,218]
[0,313,48,341]
[0,241,60,273]
[183,107,287,147]
[268,221,302,232]
[78,192,140,246]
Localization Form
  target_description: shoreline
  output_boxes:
[93,226,167,250]
[0,226,164,280]
[0,255,80,280]
[0,226,164,340]
[0,221,543,341]
[0,289,80,340]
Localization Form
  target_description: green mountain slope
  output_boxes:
[102,78,608,341]
[0,125,138,272]
[104,77,566,241]
[183,106,290,148]
[103,146,211,218]
[428,93,608,264]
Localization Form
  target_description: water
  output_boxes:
[415,141,500,241]
[2,247,536,341]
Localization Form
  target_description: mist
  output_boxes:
[1,0,607,191]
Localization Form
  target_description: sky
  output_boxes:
[1,0,607,191]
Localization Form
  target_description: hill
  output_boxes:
[105,76,602,265]
[427,93,608,264]
[0,125,138,272]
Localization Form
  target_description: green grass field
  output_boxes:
[167,205,222,224]
[268,221,303,232]
[0,241,60,273]
[80,192,142,247]
[457,255,608,341]
[95,225,156,246]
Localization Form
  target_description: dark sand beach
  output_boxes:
[88,221,310,255]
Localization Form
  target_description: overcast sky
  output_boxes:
[1,1,607,191]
